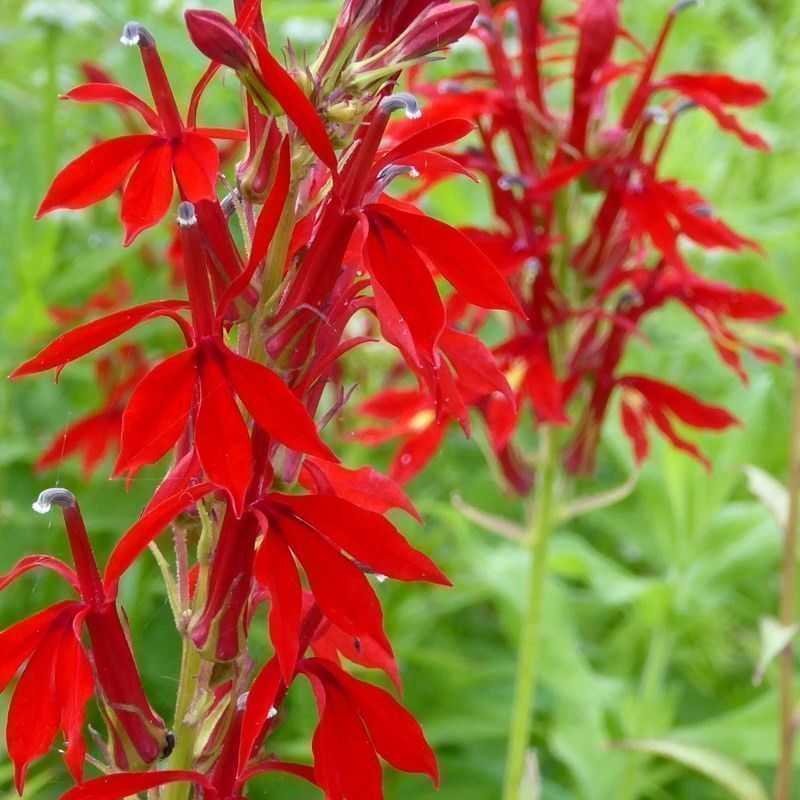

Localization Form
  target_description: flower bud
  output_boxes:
[382,2,478,63]
[184,9,256,72]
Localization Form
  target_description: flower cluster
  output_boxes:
[359,0,782,489]
[2,2,509,798]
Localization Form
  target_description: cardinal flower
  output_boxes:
[13,197,335,513]
[0,487,205,790]
[36,22,245,244]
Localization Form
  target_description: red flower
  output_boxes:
[14,199,334,513]
[36,23,245,244]
[0,487,210,789]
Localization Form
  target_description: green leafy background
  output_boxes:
[0,0,798,798]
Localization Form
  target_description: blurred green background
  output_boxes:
[1,0,799,798]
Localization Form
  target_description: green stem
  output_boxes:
[618,630,674,800]
[774,353,800,800]
[162,640,204,800]
[502,427,559,800]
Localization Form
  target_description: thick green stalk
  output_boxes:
[502,427,559,800]
[162,640,205,800]
[775,354,800,800]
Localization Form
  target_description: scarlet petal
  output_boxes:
[390,423,447,485]
[10,300,188,378]
[238,657,282,775]
[196,350,252,512]
[274,494,449,585]
[60,771,211,800]
[0,602,76,693]
[250,33,337,171]
[0,555,78,594]
[56,619,94,783]
[121,140,175,245]
[62,83,161,130]
[299,458,420,520]
[377,206,525,317]
[36,411,121,479]
[7,617,65,793]
[224,350,336,460]
[333,664,439,784]
[254,528,302,683]
[622,375,738,430]
[277,512,390,650]
[362,213,445,360]
[115,349,197,476]
[36,135,155,217]
[173,131,220,202]
[308,676,383,800]
[376,119,475,171]
[103,483,215,589]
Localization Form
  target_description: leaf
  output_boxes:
[613,739,769,800]
[753,616,798,686]
[743,464,788,529]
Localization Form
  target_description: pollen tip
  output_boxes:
[671,0,701,15]
[379,92,422,120]
[177,202,197,227]
[120,21,153,47]
[33,487,77,514]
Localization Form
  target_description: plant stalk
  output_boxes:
[502,426,559,800]
[162,640,205,800]
[775,353,800,800]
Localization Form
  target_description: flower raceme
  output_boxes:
[361,0,781,485]
[5,1,505,798]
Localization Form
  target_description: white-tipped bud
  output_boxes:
[120,21,153,47]
[177,202,197,228]
[33,487,77,514]
[379,92,422,120]
[672,0,701,14]
[645,105,670,125]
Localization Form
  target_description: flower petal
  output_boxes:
[115,348,197,477]
[121,140,175,245]
[173,131,220,202]
[37,135,155,217]
[62,83,161,130]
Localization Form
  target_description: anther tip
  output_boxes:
[177,202,197,227]
[33,487,77,514]
[120,21,153,47]
[379,92,422,120]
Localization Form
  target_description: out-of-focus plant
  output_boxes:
[0,1,526,798]
[355,1,783,797]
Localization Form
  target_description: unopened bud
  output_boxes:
[184,9,255,72]
[385,3,479,63]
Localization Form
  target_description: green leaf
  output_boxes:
[753,616,798,686]
[743,465,788,529]
[613,739,769,800]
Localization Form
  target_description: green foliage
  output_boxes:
[0,1,797,798]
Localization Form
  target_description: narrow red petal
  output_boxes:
[173,131,220,202]
[254,528,302,683]
[376,119,475,171]
[37,135,155,217]
[0,555,79,594]
[10,300,188,378]
[274,494,450,585]
[250,33,337,171]
[377,205,525,317]
[7,617,66,793]
[62,83,161,130]
[196,350,252,512]
[60,771,213,800]
[103,483,215,589]
[238,657,282,775]
[121,140,175,245]
[115,348,197,476]
[277,512,390,649]
[224,350,336,460]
